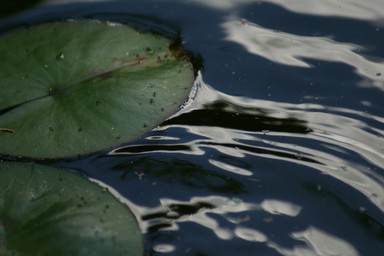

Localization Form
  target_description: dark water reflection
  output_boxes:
[2,0,384,255]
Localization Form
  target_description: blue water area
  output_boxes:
[2,0,384,255]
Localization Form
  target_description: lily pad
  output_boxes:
[0,161,143,256]
[0,21,195,159]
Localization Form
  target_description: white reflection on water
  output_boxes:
[152,243,176,253]
[222,18,384,86]
[188,0,384,23]
[260,199,301,217]
[133,195,359,255]
[209,159,253,176]
[235,226,268,242]
[131,196,259,238]
[134,196,301,237]
[270,226,359,256]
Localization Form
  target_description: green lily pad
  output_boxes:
[0,21,195,159]
[0,161,143,256]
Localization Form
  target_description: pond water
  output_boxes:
[2,0,384,255]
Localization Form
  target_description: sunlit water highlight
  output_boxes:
[2,0,384,255]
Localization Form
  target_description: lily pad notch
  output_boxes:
[0,20,196,159]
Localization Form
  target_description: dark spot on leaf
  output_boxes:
[78,128,82,132]
[49,126,54,132]
[96,100,102,106]
[153,92,156,97]
[143,123,148,128]
[145,47,154,55]
[150,98,154,104]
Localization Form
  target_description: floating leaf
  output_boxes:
[0,21,195,159]
[0,161,143,256]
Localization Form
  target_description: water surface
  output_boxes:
[2,0,384,255]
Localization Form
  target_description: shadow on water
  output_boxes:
[116,157,246,195]
[163,101,311,134]
[0,0,43,18]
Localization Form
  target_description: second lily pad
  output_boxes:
[0,21,195,159]
[0,161,142,256]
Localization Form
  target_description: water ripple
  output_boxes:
[189,0,384,22]
[222,17,384,86]
[109,76,384,250]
